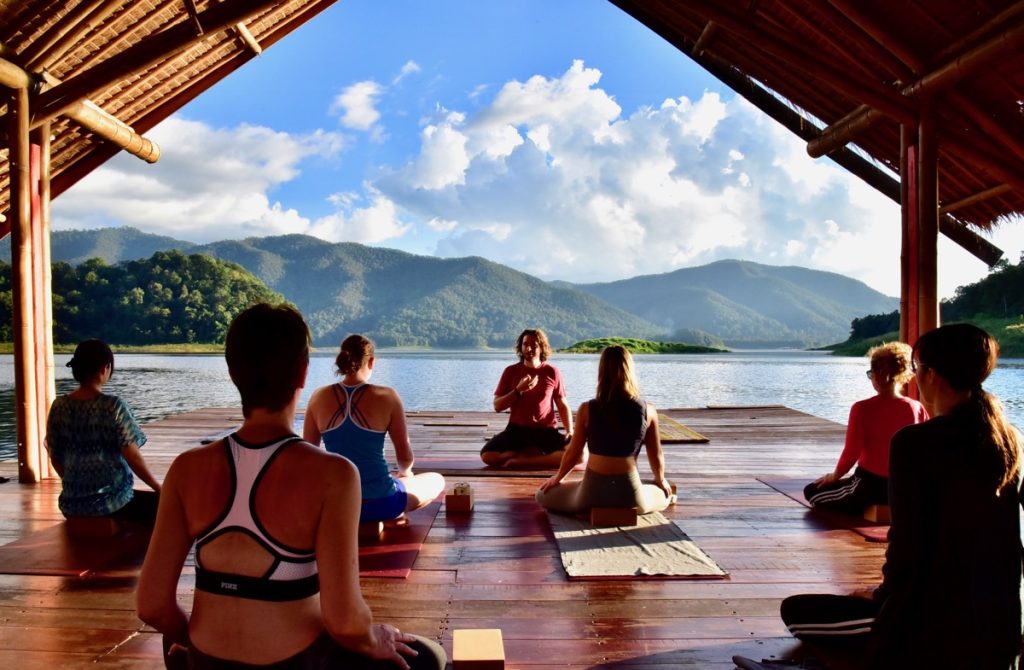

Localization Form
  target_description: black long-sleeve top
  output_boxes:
[872,400,1023,669]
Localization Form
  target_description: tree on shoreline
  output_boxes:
[0,251,283,345]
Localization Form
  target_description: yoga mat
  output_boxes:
[0,521,151,577]
[359,500,441,578]
[757,477,889,543]
[547,510,728,580]
[658,415,709,443]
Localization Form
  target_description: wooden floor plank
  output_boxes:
[0,405,886,668]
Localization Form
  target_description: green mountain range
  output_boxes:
[575,260,898,347]
[3,227,897,348]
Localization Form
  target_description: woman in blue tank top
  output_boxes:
[304,334,445,522]
[535,345,673,515]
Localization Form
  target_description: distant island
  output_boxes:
[559,337,727,354]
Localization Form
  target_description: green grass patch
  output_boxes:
[827,316,1024,358]
[558,337,727,354]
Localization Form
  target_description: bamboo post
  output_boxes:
[899,127,909,346]
[8,87,41,483]
[917,104,939,338]
[32,125,57,479]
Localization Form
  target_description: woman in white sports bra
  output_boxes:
[137,304,446,670]
[304,334,444,523]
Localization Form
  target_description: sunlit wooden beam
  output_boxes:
[31,0,283,128]
[940,185,1014,215]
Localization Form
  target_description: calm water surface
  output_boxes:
[1,350,1022,461]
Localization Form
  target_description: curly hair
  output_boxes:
[868,341,914,386]
[515,328,552,362]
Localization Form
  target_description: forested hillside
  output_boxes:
[8,227,907,349]
[840,255,1024,357]
[0,251,281,344]
[575,259,897,347]
[195,235,664,347]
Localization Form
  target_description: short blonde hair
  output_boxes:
[867,341,913,386]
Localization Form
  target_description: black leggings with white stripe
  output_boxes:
[803,467,888,515]
[781,593,878,641]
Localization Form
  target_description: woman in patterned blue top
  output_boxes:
[45,339,160,523]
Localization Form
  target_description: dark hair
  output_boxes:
[336,334,374,376]
[225,303,310,418]
[515,329,552,362]
[596,345,640,405]
[67,339,114,384]
[915,323,1020,492]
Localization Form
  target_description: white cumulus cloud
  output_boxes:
[51,118,345,242]
[331,80,383,131]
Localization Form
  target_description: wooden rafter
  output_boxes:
[677,0,917,124]
[809,19,1024,158]
[31,0,283,129]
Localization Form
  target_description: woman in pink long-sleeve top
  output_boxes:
[803,342,928,515]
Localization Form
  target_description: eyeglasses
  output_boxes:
[865,370,873,378]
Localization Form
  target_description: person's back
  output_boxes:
[875,402,1022,668]
[320,383,396,499]
[138,304,445,669]
[163,430,354,662]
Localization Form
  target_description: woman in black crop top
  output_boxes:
[137,304,445,670]
[536,345,673,515]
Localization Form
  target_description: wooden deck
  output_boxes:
[0,406,888,669]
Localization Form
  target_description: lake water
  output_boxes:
[1,350,1023,462]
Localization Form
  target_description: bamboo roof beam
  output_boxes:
[824,0,924,76]
[50,0,338,202]
[808,20,1024,158]
[235,23,263,55]
[676,0,917,125]
[0,56,33,90]
[30,0,283,129]
[64,100,160,163]
[183,0,205,36]
[941,185,1014,215]
[827,0,1024,165]
[21,0,110,71]
[0,62,160,163]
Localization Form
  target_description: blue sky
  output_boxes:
[51,0,1023,299]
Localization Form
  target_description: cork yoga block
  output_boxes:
[590,506,639,527]
[453,628,505,670]
[863,505,891,523]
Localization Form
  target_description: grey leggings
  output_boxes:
[535,468,669,515]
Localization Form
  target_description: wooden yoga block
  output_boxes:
[358,521,384,542]
[590,506,638,527]
[453,628,505,670]
[446,492,474,513]
[65,516,124,538]
[864,505,891,523]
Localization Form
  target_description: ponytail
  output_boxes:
[976,388,1021,494]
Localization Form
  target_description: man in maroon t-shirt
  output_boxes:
[481,329,574,468]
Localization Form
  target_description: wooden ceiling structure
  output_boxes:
[0,0,1023,482]
[0,0,338,482]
